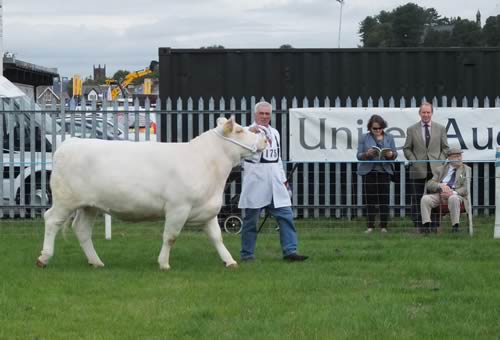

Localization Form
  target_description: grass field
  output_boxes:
[1,217,500,339]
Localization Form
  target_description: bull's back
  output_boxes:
[53,138,188,177]
[50,138,223,220]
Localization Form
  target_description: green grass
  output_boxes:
[1,217,500,339]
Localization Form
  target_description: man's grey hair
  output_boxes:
[255,101,272,113]
[419,102,433,113]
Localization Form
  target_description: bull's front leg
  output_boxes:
[158,207,190,271]
[205,217,238,268]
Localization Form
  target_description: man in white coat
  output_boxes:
[238,101,308,262]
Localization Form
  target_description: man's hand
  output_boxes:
[439,183,452,193]
[440,191,453,202]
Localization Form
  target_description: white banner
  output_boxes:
[289,107,500,162]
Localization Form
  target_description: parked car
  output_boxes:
[1,78,132,216]
[72,108,157,142]
[2,75,160,216]
[52,116,125,141]
[1,76,60,214]
[128,120,157,142]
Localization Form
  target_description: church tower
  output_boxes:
[93,64,106,82]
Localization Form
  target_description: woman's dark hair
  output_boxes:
[367,114,387,131]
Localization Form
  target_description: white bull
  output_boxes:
[36,116,267,270]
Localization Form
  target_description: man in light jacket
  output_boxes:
[403,102,449,230]
[238,101,308,262]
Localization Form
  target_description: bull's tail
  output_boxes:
[60,210,77,241]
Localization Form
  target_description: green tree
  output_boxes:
[391,3,428,47]
[112,70,130,81]
[359,3,438,47]
[424,8,451,26]
[482,15,500,47]
[450,19,482,46]
[359,15,394,47]
[422,29,452,47]
[149,70,160,79]
[424,8,440,24]
[377,10,393,24]
[359,16,380,46]
[279,44,294,49]
[358,3,474,47]
[366,23,393,47]
[83,77,98,85]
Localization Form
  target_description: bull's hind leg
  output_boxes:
[158,208,190,271]
[72,207,104,268]
[37,205,73,267]
[205,217,237,268]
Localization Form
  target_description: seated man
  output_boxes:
[420,148,470,233]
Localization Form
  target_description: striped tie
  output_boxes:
[446,168,456,188]
[424,124,430,147]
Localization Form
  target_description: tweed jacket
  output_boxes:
[425,163,471,214]
[403,121,449,179]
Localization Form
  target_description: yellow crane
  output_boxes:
[105,61,158,100]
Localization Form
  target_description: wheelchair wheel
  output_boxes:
[224,215,243,234]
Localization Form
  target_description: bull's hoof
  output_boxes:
[88,262,105,268]
[225,262,238,269]
[36,259,47,268]
[159,265,171,271]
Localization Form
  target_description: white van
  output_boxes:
[1,76,60,216]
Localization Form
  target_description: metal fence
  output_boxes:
[1,95,497,221]
[158,95,498,220]
[1,97,158,218]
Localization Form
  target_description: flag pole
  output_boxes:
[336,0,344,48]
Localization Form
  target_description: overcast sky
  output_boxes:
[3,0,499,78]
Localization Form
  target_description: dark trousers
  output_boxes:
[364,172,391,228]
[410,178,426,226]
[409,164,433,227]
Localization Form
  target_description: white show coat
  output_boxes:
[238,125,291,209]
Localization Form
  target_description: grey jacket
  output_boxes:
[356,132,397,176]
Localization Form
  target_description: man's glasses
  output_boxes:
[371,127,382,131]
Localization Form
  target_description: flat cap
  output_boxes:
[447,148,463,156]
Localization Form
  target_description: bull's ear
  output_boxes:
[222,117,234,135]
[216,117,228,126]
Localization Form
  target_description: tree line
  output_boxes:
[359,3,500,47]
[69,3,499,94]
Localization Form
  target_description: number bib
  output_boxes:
[260,135,279,163]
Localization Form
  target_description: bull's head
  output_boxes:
[216,116,267,157]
